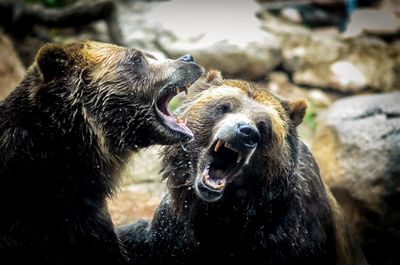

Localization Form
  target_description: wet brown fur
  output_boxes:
[119,70,368,265]
[0,41,203,265]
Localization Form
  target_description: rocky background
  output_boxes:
[0,0,399,264]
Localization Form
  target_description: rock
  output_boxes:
[117,1,161,52]
[258,11,397,92]
[344,8,400,37]
[307,89,332,108]
[119,0,281,80]
[281,7,302,23]
[312,92,400,265]
[118,1,398,90]
[267,72,309,99]
[285,34,394,92]
[329,60,367,88]
[258,10,311,37]
[267,71,334,107]
[390,40,400,88]
[0,34,25,100]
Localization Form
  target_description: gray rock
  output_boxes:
[258,11,397,92]
[118,1,161,52]
[343,8,400,37]
[312,92,400,265]
[390,40,400,89]
[118,2,398,91]
[285,34,394,92]
[266,71,334,108]
[119,0,282,80]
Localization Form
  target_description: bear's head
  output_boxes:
[162,70,307,206]
[32,41,204,153]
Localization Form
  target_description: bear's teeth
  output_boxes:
[183,117,187,125]
[224,143,238,153]
[236,153,243,164]
[176,87,180,95]
[214,180,225,190]
[184,87,188,95]
[176,116,181,123]
[214,139,224,152]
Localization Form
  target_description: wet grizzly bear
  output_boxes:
[0,41,203,265]
[119,70,368,265]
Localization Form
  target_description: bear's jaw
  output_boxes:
[194,138,256,202]
[154,83,194,141]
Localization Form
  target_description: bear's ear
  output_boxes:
[35,43,70,82]
[288,99,308,127]
[205,69,224,86]
[189,69,224,96]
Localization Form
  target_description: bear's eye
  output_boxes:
[214,103,232,118]
[134,57,142,64]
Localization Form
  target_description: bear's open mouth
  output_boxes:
[155,84,193,139]
[200,139,249,192]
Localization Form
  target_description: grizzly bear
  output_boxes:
[0,41,203,265]
[119,70,368,265]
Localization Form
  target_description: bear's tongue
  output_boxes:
[202,165,227,190]
[155,92,193,138]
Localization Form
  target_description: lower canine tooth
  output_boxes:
[176,116,181,123]
[216,182,225,190]
[183,117,187,125]
[176,87,180,95]
[184,87,188,95]
[236,153,243,163]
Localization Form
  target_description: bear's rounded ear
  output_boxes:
[205,69,223,86]
[35,43,69,82]
[288,99,308,127]
[188,69,224,96]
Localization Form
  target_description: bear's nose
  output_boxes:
[236,124,260,149]
[178,54,194,62]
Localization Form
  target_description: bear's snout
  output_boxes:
[213,114,259,153]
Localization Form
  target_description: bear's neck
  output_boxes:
[170,171,297,252]
[170,169,294,224]
[0,84,123,207]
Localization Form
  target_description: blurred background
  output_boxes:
[0,0,399,264]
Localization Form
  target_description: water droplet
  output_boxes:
[180,143,188,151]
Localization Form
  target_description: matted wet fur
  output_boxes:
[0,41,203,265]
[119,70,368,265]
